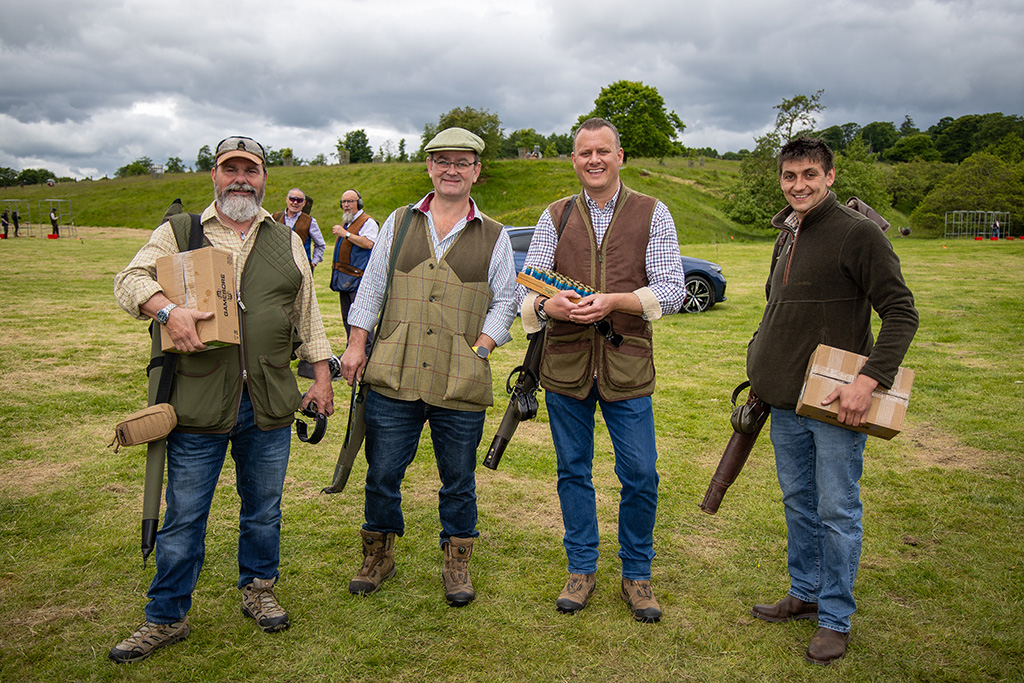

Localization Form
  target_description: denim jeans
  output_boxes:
[769,408,868,633]
[546,387,659,580]
[144,390,291,624]
[362,389,485,544]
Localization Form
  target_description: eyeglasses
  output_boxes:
[215,136,267,163]
[431,157,478,172]
[287,196,305,203]
[593,319,623,348]
[340,199,359,204]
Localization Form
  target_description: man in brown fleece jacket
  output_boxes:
[745,137,918,666]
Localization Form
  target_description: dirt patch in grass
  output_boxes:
[0,460,79,497]
[902,422,990,470]
[11,604,100,632]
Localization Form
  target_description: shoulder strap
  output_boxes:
[364,205,416,361]
[150,212,205,405]
[556,195,577,240]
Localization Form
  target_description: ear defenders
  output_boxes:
[730,381,766,434]
[339,190,363,211]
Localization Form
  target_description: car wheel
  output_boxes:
[683,275,715,313]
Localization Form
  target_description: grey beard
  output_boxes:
[343,210,354,225]
[216,183,264,223]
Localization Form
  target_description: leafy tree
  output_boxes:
[860,121,900,155]
[309,153,329,166]
[165,156,187,174]
[831,138,891,210]
[418,107,503,162]
[397,138,408,162]
[899,115,919,138]
[578,81,685,160]
[115,156,154,178]
[887,161,955,213]
[17,168,57,185]
[340,129,374,164]
[544,132,573,156]
[884,134,941,163]
[984,133,1024,165]
[910,151,1024,236]
[818,125,847,153]
[195,145,215,172]
[727,131,783,227]
[503,128,542,158]
[774,89,824,142]
[0,166,18,187]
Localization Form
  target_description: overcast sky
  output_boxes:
[2,0,1022,179]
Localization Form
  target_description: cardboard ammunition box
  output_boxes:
[156,247,240,353]
[795,344,914,440]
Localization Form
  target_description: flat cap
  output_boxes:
[424,127,485,155]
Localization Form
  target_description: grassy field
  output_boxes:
[1,227,1022,681]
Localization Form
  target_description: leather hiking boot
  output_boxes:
[108,617,190,663]
[805,627,851,665]
[241,577,290,632]
[556,573,596,614]
[751,595,818,623]
[620,578,662,623]
[349,529,397,596]
[442,537,475,607]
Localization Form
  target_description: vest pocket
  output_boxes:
[173,358,229,428]
[363,321,409,391]
[444,334,493,407]
[257,354,302,419]
[602,336,654,392]
[541,331,593,395]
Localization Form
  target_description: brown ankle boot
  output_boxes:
[348,529,396,595]
[442,537,475,607]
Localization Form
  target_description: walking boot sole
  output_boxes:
[349,566,397,596]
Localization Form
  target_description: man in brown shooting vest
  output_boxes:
[330,189,378,355]
[272,188,326,272]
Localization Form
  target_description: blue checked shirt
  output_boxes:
[348,193,517,347]
[515,185,687,321]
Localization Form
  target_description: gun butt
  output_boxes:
[483,435,509,470]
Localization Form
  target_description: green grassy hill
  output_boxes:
[0,158,770,244]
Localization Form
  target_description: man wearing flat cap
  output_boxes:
[340,127,516,607]
[110,135,334,662]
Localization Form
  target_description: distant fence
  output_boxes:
[944,210,1011,239]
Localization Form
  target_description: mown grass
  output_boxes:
[1,228,1022,681]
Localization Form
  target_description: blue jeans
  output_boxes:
[362,389,485,544]
[145,390,291,624]
[769,408,868,633]
[546,387,659,580]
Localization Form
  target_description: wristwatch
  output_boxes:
[472,345,490,359]
[536,297,549,322]
[156,303,177,324]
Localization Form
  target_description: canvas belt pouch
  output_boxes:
[111,404,177,452]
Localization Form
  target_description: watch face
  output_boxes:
[474,345,489,359]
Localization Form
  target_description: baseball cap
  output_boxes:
[215,136,267,166]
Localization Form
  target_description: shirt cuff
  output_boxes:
[520,291,545,333]
[635,287,663,321]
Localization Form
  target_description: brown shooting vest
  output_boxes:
[272,210,312,245]
[332,212,374,277]
[541,186,658,401]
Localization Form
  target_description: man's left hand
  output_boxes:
[823,374,878,427]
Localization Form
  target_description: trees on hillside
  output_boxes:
[577,81,685,160]
[165,156,187,174]
[115,157,154,178]
[418,107,503,162]
[338,130,373,164]
[195,145,215,172]
[910,150,1024,236]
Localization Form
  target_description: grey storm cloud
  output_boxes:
[0,0,1021,178]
